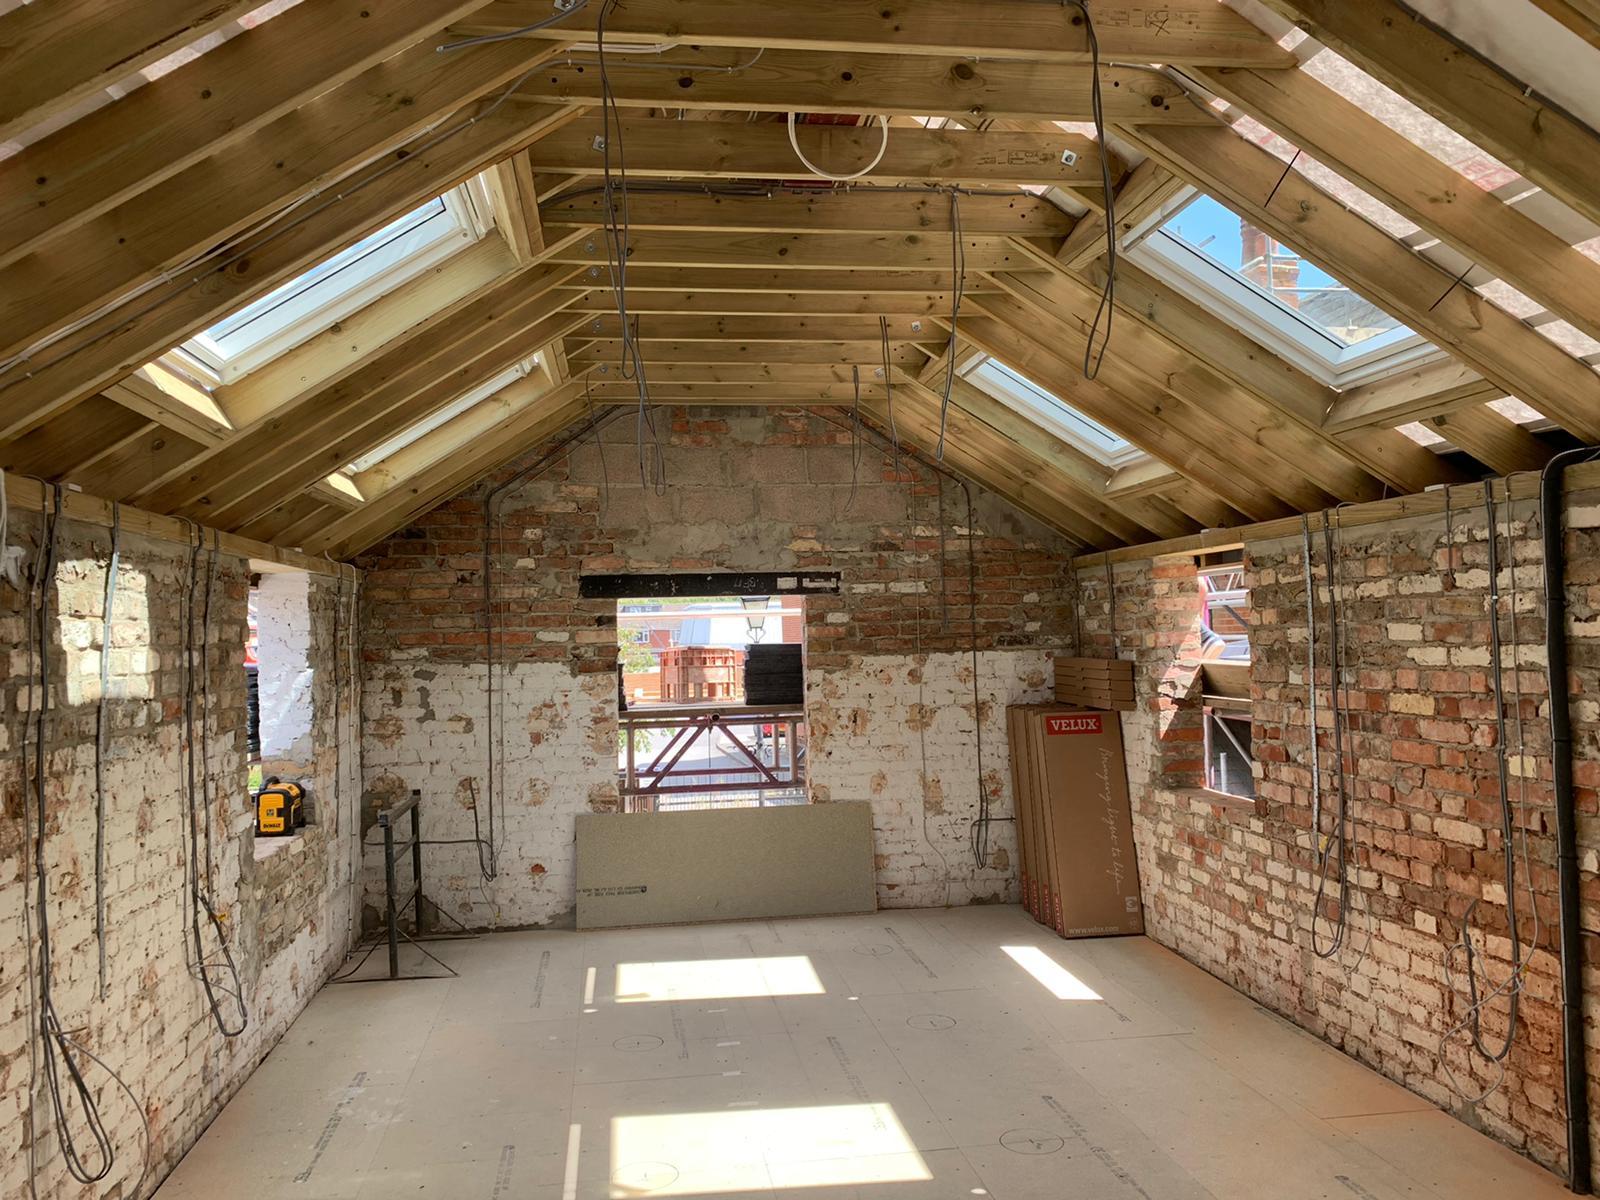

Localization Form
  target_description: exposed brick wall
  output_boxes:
[356,407,1076,925]
[1078,493,1600,1187]
[1,517,360,1200]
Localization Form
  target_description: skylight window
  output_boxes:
[965,359,1140,467]
[182,182,493,382]
[1162,195,1403,348]
[1130,191,1429,387]
[344,356,539,474]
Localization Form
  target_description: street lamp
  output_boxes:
[741,595,771,643]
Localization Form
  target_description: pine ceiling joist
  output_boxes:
[0,0,260,143]
[1124,122,1600,443]
[507,48,1211,123]
[1258,0,1600,230]
[0,100,584,442]
[1525,0,1600,47]
[555,267,974,294]
[1423,406,1555,475]
[484,149,546,263]
[549,231,1041,274]
[461,0,1293,66]
[1192,63,1600,347]
[530,116,1110,190]
[0,40,565,367]
[0,0,489,272]
[570,314,946,344]
[568,290,971,317]
[1056,160,1185,269]
[567,341,932,367]
[543,187,1076,238]
[1322,359,1506,434]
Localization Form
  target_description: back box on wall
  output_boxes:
[1009,705,1143,938]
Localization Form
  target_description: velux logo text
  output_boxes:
[1045,713,1103,736]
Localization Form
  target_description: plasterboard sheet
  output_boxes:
[575,803,876,929]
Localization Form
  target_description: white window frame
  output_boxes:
[183,180,495,383]
[344,353,540,475]
[963,358,1145,468]
[1126,188,1436,389]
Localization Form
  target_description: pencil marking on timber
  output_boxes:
[294,1072,367,1182]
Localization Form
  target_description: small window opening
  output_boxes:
[616,595,808,813]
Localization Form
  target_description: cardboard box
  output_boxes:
[1008,705,1143,938]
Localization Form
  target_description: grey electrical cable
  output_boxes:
[1300,515,1322,845]
[1310,511,1351,958]
[436,0,589,51]
[844,365,863,515]
[936,188,966,461]
[880,315,901,475]
[94,502,121,1001]
[1061,0,1116,379]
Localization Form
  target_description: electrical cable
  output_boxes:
[436,0,589,51]
[594,0,666,492]
[936,188,965,461]
[786,112,891,182]
[1310,510,1351,959]
[1060,0,1116,380]
[94,501,121,1001]
[182,525,247,1037]
[1300,515,1322,846]
[29,485,117,1185]
[1437,480,1536,1100]
[481,408,624,893]
[844,365,863,515]
[880,316,901,475]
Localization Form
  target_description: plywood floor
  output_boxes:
[155,906,1566,1199]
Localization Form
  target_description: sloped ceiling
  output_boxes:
[0,0,1596,561]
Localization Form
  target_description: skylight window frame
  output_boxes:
[965,358,1143,469]
[183,180,495,384]
[1126,188,1436,388]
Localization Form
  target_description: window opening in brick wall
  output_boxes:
[1195,557,1255,800]
[616,595,808,813]
[249,570,315,848]
[1204,710,1256,801]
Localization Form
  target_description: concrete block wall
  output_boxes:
[356,407,1075,928]
[1076,493,1600,1187]
[0,517,361,1200]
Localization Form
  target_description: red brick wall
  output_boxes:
[1077,498,1600,1186]
[358,408,1075,672]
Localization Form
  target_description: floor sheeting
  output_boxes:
[155,906,1567,1199]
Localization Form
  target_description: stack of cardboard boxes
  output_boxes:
[1007,658,1144,937]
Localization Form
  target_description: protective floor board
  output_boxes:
[574,802,876,929]
[155,907,1571,1200]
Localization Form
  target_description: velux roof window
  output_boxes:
[1131,192,1430,386]
[965,358,1142,468]
[181,183,493,383]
